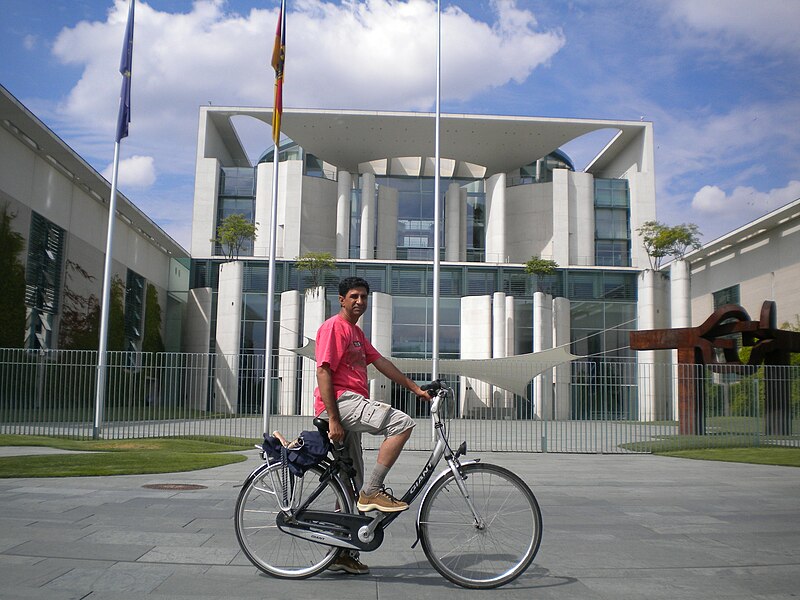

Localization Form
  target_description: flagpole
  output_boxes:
[94,0,134,439]
[94,141,122,439]
[262,150,279,436]
[263,0,286,436]
[432,0,441,381]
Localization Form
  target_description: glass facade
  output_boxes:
[594,178,631,267]
[351,175,486,262]
[191,257,638,418]
[507,150,575,186]
[215,167,256,257]
[191,258,636,356]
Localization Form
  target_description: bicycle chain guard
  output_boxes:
[275,510,386,552]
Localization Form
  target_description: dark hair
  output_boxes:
[338,276,370,297]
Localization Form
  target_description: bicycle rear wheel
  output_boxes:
[235,462,348,578]
[418,463,542,589]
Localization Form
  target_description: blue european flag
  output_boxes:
[116,0,135,142]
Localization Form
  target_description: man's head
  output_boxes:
[338,277,370,297]
[338,277,370,323]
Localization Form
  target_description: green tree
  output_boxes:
[0,204,26,347]
[142,283,165,353]
[295,251,336,293]
[213,214,257,260]
[524,257,559,294]
[108,276,126,351]
[636,221,702,270]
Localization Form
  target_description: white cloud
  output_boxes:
[692,180,800,215]
[665,0,800,54]
[689,180,800,239]
[102,155,156,188]
[46,0,564,248]
[23,34,37,51]
[51,0,564,164]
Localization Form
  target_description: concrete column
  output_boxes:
[533,292,554,419]
[369,292,393,402]
[551,169,570,266]
[446,182,461,261]
[336,171,352,259]
[190,157,220,257]
[460,295,492,417]
[301,287,327,415]
[505,295,515,356]
[254,162,273,257]
[573,172,595,266]
[459,188,468,262]
[670,259,691,421]
[215,261,243,414]
[490,292,506,409]
[553,296,571,419]
[485,173,506,262]
[670,260,691,327]
[637,269,670,421]
[376,186,398,260]
[278,290,301,415]
[184,288,212,411]
[360,172,376,259]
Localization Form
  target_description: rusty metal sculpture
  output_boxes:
[630,301,799,435]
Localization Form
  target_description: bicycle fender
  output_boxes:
[412,459,481,546]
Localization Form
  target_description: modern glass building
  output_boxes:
[187,108,657,419]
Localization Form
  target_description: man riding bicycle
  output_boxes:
[314,276,430,574]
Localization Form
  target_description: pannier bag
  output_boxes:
[260,430,329,477]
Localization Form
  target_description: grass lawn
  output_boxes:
[657,446,800,467]
[0,435,258,478]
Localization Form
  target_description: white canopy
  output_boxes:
[293,341,580,400]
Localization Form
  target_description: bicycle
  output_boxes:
[234,380,543,589]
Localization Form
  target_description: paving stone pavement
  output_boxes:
[1,446,799,599]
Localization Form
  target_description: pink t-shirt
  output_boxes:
[313,314,382,416]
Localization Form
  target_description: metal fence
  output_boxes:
[1,348,797,453]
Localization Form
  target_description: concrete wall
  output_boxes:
[214,261,243,413]
[688,223,800,327]
[505,181,553,263]
[184,287,212,411]
[460,295,492,415]
[278,289,301,415]
[0,115,184,350]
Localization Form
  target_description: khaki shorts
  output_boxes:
[318,391,416,490]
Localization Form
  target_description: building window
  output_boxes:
[24,212,65,350]
[594,178,630,266]
[465,181,485,262]
[349,187,362,259]
[124,270,144,357]
[713,285,740,309]
[216,167,256,257]
[507,150,575,186]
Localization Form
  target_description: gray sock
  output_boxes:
[362,463,390,496]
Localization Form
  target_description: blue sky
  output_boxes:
[2,0,799,251]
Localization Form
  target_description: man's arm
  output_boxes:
[371,356,430,399]
[316,364,346,443]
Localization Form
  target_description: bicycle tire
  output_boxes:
[235,461,349,578]
[418,462,542,589]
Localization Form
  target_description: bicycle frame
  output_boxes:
[271,382,481,552]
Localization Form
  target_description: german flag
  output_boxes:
[271,0,286,144]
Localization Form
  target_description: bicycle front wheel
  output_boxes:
[418,463,542,589]
[235,462,348,578]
